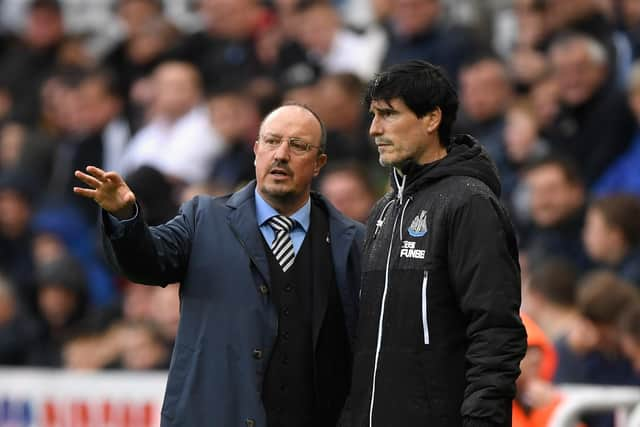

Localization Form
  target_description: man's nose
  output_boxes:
[369,115,382,136]
[273,140,291,160]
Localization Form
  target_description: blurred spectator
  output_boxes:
[318,161,377,223]
[0,122,53,188]
[62,329,122,370]
[522,258,580,342]
[618,301,640,373]
[31,204,116,307]
[169,0,266,93]
[381,0,476,81]
[495,0,549,91]
[0,0,65,124]
[49,69,131,223]
[120,61,225,184]
[125,166,179,225]
[619,0,640,60]
[554,271,640,427]
[455,54,513,159]
[57,34,96,69]
[147,286,179,346]
[522,155,591,272]
[583,194,640,285]
[103,0,178,110]
[38,67,85,139]
[312,73,374,163]
[207,90,260,189]
[593,60,640,196]
[495,97,549,218]
[294,2,386,81]
[513,312,571,427]
[28,254,89,367]
[0,274,39,365]
[113,320,170,370]
[539,0,617,57]
[0,172,36,295]
[545,32,635,185]
[120,279,156,322]
[530,73,561,131]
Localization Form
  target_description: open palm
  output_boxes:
[73,166,136,219]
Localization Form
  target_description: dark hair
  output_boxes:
[29,0,61,13]
[82,68,124,99]
[365,60,458,145]
[524,153,584,187]
[577,270,639,324]
[459,49,504,73]
[528,258,578,307]
[590,194,640,246]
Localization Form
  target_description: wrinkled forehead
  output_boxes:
[260,105,321,141]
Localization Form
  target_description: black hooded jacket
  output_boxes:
[341,135,526,427]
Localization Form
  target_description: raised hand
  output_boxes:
[73,166,136,219]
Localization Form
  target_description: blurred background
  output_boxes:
[1,0,640,426]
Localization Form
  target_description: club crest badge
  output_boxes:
[408,210,428,237]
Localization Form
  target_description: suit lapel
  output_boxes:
[225,182,270,284]
[310,203,332,352]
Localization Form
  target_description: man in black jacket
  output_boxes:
[340,60,526,427]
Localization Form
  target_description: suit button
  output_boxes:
[282,332,289,341]
[246,419,255,427]
[252,349,263,360]
[259,284,269,295]
[283,308,289,316]
[284,283,293,292]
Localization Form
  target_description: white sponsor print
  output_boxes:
[400,240,425,259]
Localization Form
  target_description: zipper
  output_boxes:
[421,270,429,345]
[368,201,401,427]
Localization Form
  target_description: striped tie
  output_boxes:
[267,215,296,272]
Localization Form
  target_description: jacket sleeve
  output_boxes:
[447,194,527,426]
[101,197,198,286]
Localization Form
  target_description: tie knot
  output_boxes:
[267,215,295,233]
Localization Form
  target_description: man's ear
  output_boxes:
[314,153,328,176]
[422,107,442,135]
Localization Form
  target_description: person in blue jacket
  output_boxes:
[73,103,365,427]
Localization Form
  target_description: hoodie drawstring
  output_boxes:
[398,196,412,241]
[393,168,406,205]
[373,198,395,240]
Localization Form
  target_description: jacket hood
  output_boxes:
[390,134,502,198]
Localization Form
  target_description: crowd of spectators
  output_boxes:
[1,0,640,424]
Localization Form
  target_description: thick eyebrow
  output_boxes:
[369,105,397,114]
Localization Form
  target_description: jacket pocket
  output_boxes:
[421,270,430,345]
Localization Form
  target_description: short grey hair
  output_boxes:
[550,32,607,65]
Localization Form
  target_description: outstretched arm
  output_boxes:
[73,165,193,285]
